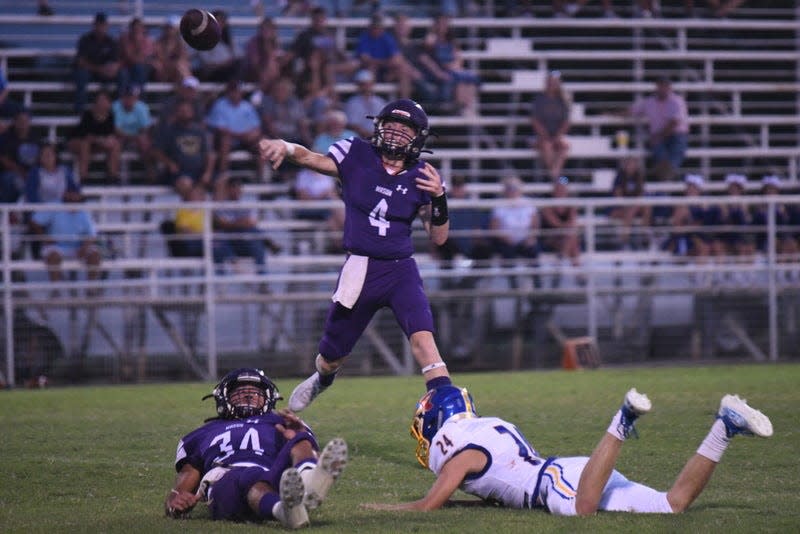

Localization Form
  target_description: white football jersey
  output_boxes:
[428,416,546,509]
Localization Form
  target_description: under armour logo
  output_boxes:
[396,185,408,195]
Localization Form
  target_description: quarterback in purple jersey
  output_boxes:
[364,386,772,515]
[164,368,348,529]
[260,98,453,412]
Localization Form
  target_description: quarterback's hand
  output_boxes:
[165,489,199,518]
[259,138,288,170]
[415,162,444,197]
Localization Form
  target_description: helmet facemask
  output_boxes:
[374,118,420,160]
[229,384,267,418]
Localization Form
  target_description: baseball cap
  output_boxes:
[684,174,705,189]
[94,11,108,24]
[761,175,782,189]
[724,173,747,187]
[182,76,200,89]
[354,69,374,84]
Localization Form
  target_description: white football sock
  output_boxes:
[696,419,730,463]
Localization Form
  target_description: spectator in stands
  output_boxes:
[0,66,23,122]
[609,157,651,249]
[150,16,191,83]
[119,17,154,90]
[153,99,215,197]
[344,70,387,139]
[292,168,345,251]
[634,0,661,17]
[665,174,715,259]
[417,13,479,116]
[174,184,207,257]
[206,80,264,180]
[489,176,539,262]
[539,176,581,269]
[312,109,356,154]
[530,71,571,182]
[67,90,121,182]
[0,109,39,203]
[213,176,269,274]
[112,85,154,182]
[25,142,79,204]
[719,173,752,257]
[157,76,206,136]
[194,10,240,82]
[30,187,102,289]
[629,77,689,179]
[243,17,285,90]
[389,13,436,104]
[354,14,408,96]
[751,175,798,257]
[435,175,491,264]
[286,6,357,88]
[260,77,312,149]
[553,0,617,18]
[73,12,124,114]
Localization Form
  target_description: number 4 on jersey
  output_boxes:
[369,198,390,236]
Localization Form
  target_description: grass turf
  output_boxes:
[1,363,798,533]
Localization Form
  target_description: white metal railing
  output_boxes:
[2,194,799,386]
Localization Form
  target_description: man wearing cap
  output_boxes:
[73,12,124,114]
[629,78,689,176]
[354,14,403,87]
[344,70,387,139]
[157,76,205,133]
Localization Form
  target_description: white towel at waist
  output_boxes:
[331,254,369,309]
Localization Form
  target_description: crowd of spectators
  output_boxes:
[1,5,798,291]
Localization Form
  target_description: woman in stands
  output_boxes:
[609,157,651,249]
[194,10,241,83]
[530,71,571,182]
[26,142,79,204]
[150,16,191,83]
[244,17,285,90]
[119,17,154,90]
[539,176,581,271]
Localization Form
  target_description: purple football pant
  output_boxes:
[208,466,273,521]
[319,257,435,360]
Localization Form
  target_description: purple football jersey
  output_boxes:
[328,137,432,260]
[175,413,305,474]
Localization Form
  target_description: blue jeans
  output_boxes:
[214,228,267,274]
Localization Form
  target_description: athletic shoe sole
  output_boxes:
[304,438,348,510]
[720,394,773,438]
[279,468,309,529]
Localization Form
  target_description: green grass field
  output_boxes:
[1,363,798,533]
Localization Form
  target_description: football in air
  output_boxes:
[180,9,221,51]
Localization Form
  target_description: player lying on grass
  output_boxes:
[164,368,348,529]
[364,385,772,515]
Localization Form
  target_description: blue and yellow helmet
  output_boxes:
[410,386,477,467]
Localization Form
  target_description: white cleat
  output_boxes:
[288,372,327,412]
[624,388,652,416]
[718,394,773,438]
[303,438,348,510]
[274,468,309,529]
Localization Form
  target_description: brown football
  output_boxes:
[180,9,221,51]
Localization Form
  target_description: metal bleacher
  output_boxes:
[2,4,800,386]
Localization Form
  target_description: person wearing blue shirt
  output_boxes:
[112,85,154,181]
[355,14,403,85]
[206,80,264,179]
[30,189,102,288]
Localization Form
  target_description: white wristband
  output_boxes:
[421,362,447,374]
[282,140,296,156]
